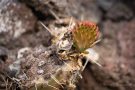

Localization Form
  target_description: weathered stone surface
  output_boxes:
[106,3,133,21]
[96,0,117,11]
[88,19,135,90]
[0,0,37,48]
[117,19,135,58]
[0,1,36,38]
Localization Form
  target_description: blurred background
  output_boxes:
[0,0,135,90]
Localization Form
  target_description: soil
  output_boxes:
[0,0,135,90]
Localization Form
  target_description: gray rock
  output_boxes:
[0,46,8,62]
[0,0,37,49]
[106,3,133,21]
[96,0,117,11]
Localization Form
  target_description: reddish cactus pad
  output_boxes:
[72,21,99,52]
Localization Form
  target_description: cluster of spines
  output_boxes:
[72,21,99,52]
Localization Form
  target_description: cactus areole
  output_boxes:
[72,21,99,52]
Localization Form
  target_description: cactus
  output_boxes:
[72,21,99,53]
[13,45,82,90]
[4,20,100,90]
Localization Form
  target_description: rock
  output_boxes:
[0,46,8,62]
[102,20,128,39]
[102,19,135,58]
[96,0,117,11]
[106,3,133,21]
[20,0,65,20]
[21,0,102,23]
[117,19,135,58]
[0,0,36,47]
[97,0,133,21]
[80,0,102,23]
[89,19,135,90]
[64,0,102,23]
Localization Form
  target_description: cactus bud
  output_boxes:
[72,21,99,52]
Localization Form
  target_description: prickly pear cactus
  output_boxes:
[7,20,100,90]
[72,21,99,52]
[15,46,82,90]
